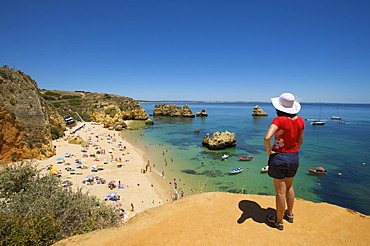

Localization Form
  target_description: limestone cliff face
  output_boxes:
[0,68,66,163]
[40,90,148,129]
[86,96,148,128]
[153,104,195,117]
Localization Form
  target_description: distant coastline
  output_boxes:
[138,100,370,106]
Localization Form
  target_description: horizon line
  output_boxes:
[137,100,370,105]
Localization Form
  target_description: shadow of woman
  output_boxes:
[237,200,276,228]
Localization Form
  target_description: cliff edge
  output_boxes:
[54,192,370,246]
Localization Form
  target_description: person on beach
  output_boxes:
[264,93,305,230]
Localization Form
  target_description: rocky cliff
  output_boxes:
[41,90,148,129]
[153,104,195,117]
[0,68,66,163]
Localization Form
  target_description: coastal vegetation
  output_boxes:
[50,126,65,140]
[40,89,148,125]
[0,161,121,245]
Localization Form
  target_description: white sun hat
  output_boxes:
[271,93,301,114]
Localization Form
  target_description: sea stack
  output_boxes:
[196,109,208,117]
[153,104,195,117]
[252,105,268,116]
[202,131,236,150]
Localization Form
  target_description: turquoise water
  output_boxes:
[125,102,370,215]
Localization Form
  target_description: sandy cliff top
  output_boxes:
[55,192,369,246]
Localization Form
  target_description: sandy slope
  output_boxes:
[55,192,370,246]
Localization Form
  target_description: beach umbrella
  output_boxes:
[91,165,98,169]
[114,208,125,215]
[49,168,58,174]
[109,181,116,184]
[62,180,71,185]
[109,192,117,197]
[86,175,94,179]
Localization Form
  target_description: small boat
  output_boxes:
[331,108,342,120]
[308,167,327,174]
[229,167,243,174]
[221,154,230,160]
[261,166,269,172]
[238,156,253,161]
[330,116,342,120]
[312,107,325,125]
[311,121,325,125]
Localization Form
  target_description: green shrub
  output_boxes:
[61,95,81,100]
[69,101,81,106]
[51,102,61,108]
[0,161,39,198]
[42,94,56,100]
[50,127,64,140]
[79,112,92,122]
[0,211,62,245]
[44,91,61,97]
[63,112,79,120]
[0,161,120,245]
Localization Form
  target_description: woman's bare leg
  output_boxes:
[285,177,295,215]
[273,178,286,223]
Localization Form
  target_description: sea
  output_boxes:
[123,102,370,215]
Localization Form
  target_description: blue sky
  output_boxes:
[1,0,369,103]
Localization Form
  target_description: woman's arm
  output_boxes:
[298,130,304,149]
[264,124,278,155]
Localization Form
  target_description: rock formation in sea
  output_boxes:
[196,109,208,117]
[145,119,154,125]
[202,130,236,150]
[153,104,195,117]
[252,105,268,116]
[0,67,66,163]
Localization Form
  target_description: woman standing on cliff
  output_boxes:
[264,93,305,230]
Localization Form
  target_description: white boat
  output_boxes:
[330,108,342,120]
[312,107,325,125]
[229,167,243,174]
[330,116,342,120]
[221,154,230,160]
[311,121,325,125]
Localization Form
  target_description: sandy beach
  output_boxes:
[37,121,174,220]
